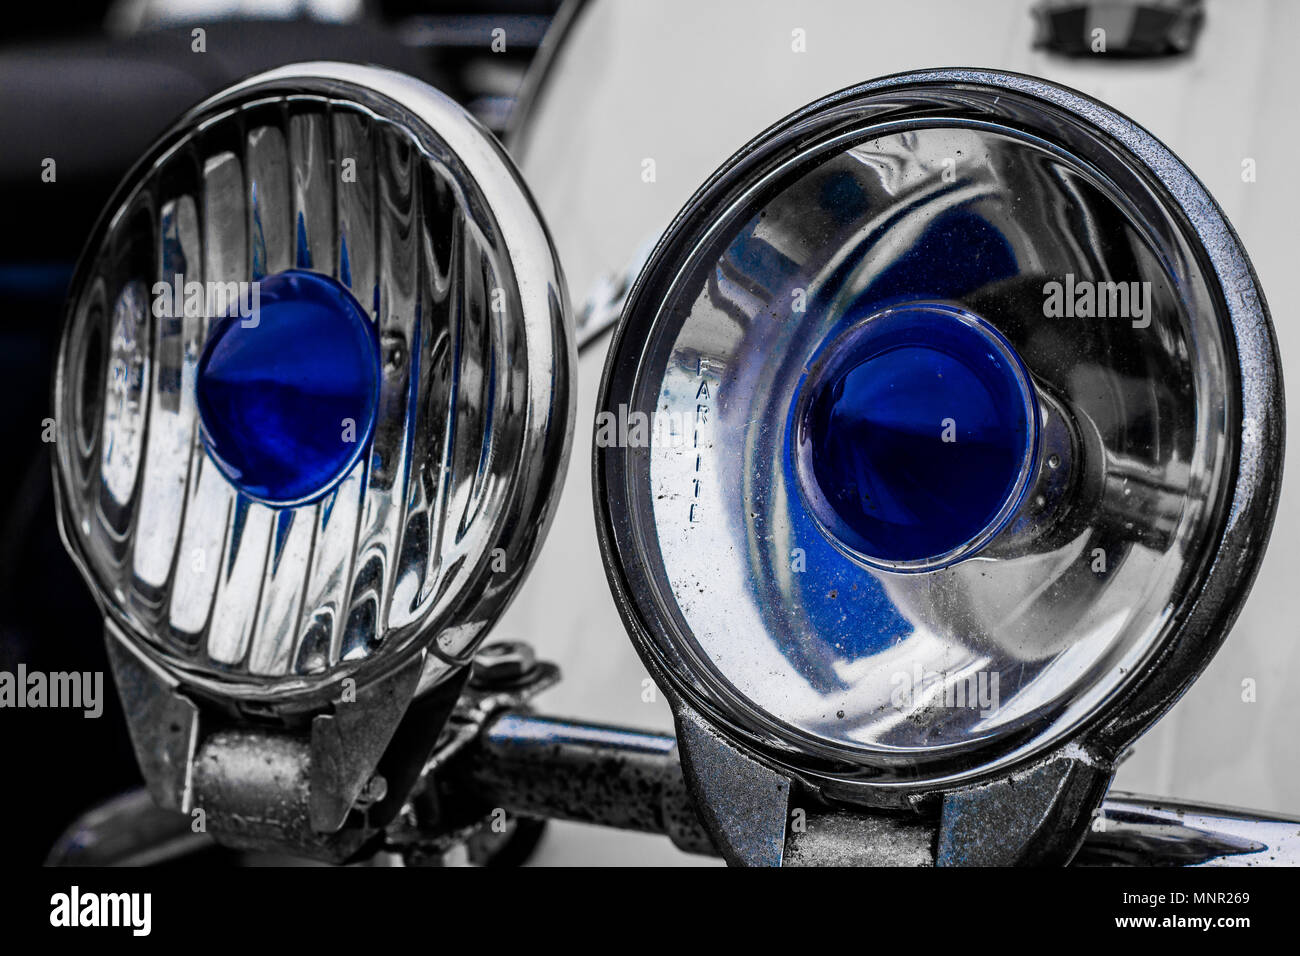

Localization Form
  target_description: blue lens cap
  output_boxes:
[195,269,381,507]
[793,302,1039,571]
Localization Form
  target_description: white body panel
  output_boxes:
[501,0,1300,864]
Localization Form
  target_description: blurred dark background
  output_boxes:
[0,0,561,866]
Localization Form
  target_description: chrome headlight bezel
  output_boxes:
[594,68,1283,802]
[53,62,576,717]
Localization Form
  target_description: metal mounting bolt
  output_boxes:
[471,641,537,686]
[355,774,388,809]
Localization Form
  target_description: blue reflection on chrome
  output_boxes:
[843,208,1016,306]
[487,713,678,755]
[196,269,380,507]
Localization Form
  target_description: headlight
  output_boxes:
[53,63,573,856]
[595,69,1281,862]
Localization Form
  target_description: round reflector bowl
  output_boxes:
[595,70,1281,790]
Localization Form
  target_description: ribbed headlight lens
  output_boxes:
[55,63,574,711]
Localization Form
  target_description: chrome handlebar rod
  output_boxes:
[48,709,1300,867]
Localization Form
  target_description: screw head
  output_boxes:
[356,774,388,809]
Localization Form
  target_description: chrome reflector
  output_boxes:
[54,63,574,712]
